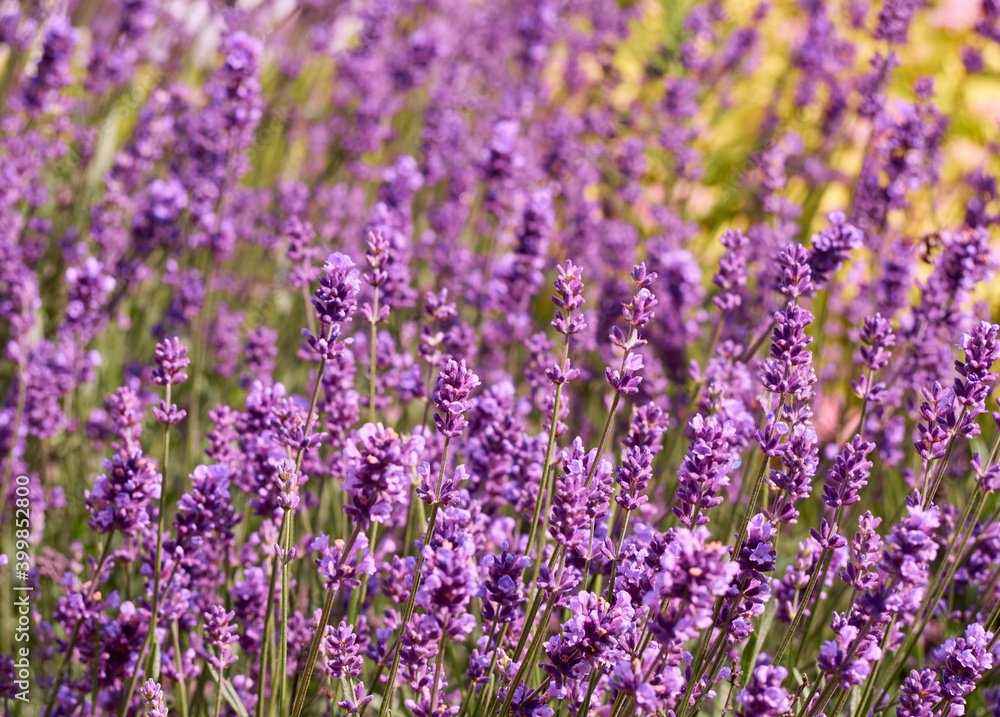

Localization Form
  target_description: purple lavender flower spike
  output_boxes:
[615,445,653,512]
[204,605,239,671]
[809,211,864,287]
[761,302,816,407]
[775,244,815,299]
[152,336,190,386]
[953,321,1000,408]
[304,252,361,358]
[480,542,530,626]
[85,451,161,536]
[343,422,424,528]
[324,621,365,679]
[432,359,481,438]
[936,623,995,714]
[713,228,750,311]
[674,413,737,528]
[821,435,875,510]
[14,6,1000,717]
[140,679,168,717]
[897,669,942,717]
[853,313,896,404]
[20,18,76,115]
[552,260,587,336]
[606,352,645,396]
[737,661,791,717]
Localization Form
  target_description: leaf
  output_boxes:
[741,632,758,683]
[208,667,251,717]
[150,638,162,681]
[222,680,250,717]
[849,684,862,717]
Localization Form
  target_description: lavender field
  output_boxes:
[3,1,1000,716]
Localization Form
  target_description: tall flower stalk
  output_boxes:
[148,337,190,678]
[283,252,360,714]
[363,230,391,423]
[524,260,586,577]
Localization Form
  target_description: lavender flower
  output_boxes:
[305,252,361,358]
[841,511,883,591]
[152,336,190,386]
[312,533,376,592]
[480,542,529,625]
[365,229,392,290]
[204,605,238,671]
[615,445,653,512]
[552,260,587,336]
[809,211,864,287]
[674,414,737,527]
[953,321,1000,408]
[737,661,791,717]
[897,669,942,717]
[343,423,424,529]
[85,450,161,536]
[853,313,896,404]
[550,438,613,550]
[713,228,750,310]
[821,435,876,510]
[936,623,995,712]
[432,359,481,438]
[775,244,815,299]
[324,621,365,679]
[20,18,76,115]
[14,6,1000,717]
[140,679,168,717]
[761,303,816,406]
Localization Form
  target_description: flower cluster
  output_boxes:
[7,3,1000,717]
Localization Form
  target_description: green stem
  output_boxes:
[213,666,225,717]
[90,616,101,716]
[525,382,563,560]
[604,508,630,602]
[804,613,879,717]
[430,631,447,714]
[857,368,874,437]
[871,435,1000,709]
[524,333,570,588]
[512,589,545,661]
[677,629,727,717]
[687,637,731,716]
[290,589,335,717]
[803,678,839,717]
[469,622,506,717]
[780,506,843,668]
[277,511,292,716]
[118,560,182,716]
[575,669,601,717]
[256,551,280,717]
[147,383,173,679]
[172,621,190,717]
[369,286,379,423]
[278,340,334,714]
